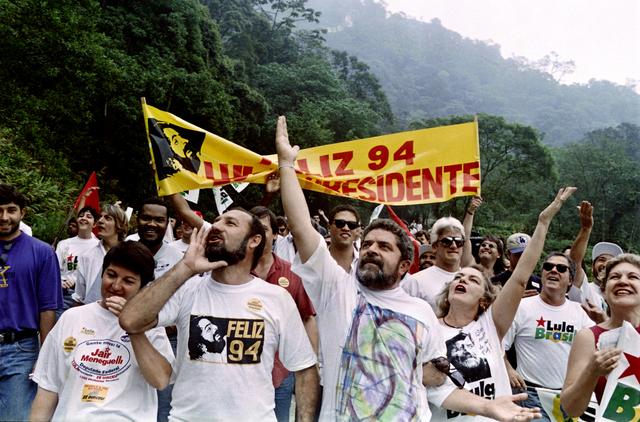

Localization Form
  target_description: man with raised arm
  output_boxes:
[119,207,319,421]
[275,116,540,421]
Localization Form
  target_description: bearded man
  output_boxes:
[119,208,319,422]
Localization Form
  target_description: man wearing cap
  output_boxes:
[491,233,542,295]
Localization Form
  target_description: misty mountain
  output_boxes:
[307,0,640,145]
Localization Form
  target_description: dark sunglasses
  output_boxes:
[333,219,359,230]
[438,236,465,248]
[542,262,569,273]
[430,356,466,388]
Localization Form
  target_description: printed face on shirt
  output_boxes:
[205,210,255,265]
[100,264,142,302]
[137,204,169,246]
[604,262,640,308]
[77,210,96,232]
[357,229,408,290]
[97,212,117,240]
[541,255,572,295]
[433,228,464,269]
[0,202,24,240]
[329,210,359,248]
[448,266,487,309]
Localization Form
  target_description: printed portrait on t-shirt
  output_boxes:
[188,315,265,364]
[148,119,206,180]
[446,331,491,382]
[189,316,227,363]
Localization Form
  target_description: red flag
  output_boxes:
[385,206,421,274]
[73,172,100,212]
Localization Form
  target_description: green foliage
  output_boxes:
[0,131,77,242]
[554,124,640,252]
[308,0,640,145]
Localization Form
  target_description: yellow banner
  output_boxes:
[143,101,481,205]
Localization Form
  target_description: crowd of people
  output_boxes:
[0,117,638,421]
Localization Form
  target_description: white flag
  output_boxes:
[231,182,249,193]
[181,189,200,204]
[212,187,233,215]
[369,204,384,223]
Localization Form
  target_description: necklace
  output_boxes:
[442,316,466,329]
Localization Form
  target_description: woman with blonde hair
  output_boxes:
[430,187,576,421]
[561,253,640,417]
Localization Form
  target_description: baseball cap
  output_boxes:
[506,233,531,254]
[592,242,623,261]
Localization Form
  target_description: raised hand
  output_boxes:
[275,116,299,168]
[539,187,577,222]
[182,226,228,276]
[577,201,593,229]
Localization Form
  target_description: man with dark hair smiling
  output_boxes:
[275,116,540,421]
[0,184,62,421]
[119,207,319,421]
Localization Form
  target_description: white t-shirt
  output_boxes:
[85,242,183,304]
[170,239,189,254]
[273,234,296,263]
[567,273,607,312]
[403,265,458,311]
[431,309,512,421]
[55,236,99,286]
[157,275,317,421]
[503,295,595,389]
[73,242,107,303]
[292,236,456,421]
[33,303,174,421]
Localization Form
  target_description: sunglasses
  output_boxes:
[480,242,497,249]
[438,236,465,248]
[333,219,359,230]
[542,262,569,273]
[430,356,466,388]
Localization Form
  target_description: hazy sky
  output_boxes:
[383,0,639,87]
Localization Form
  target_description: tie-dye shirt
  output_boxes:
[293,237,456,421]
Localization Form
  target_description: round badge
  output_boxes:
[278,277,290,288]
[247,298,263,311]
[63,336,77,353]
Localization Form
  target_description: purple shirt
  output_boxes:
[0,232,62,331]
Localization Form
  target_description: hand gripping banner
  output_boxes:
[143,100,481,205]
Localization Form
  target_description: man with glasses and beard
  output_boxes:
[0,184,62,421]
[119,207,319,421]
[275,116,540,421]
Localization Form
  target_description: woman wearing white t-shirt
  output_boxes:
[30,242,174,422]
[561,253,640,417]
[431,187,576,421]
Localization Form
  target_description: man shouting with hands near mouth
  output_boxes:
[275,115,541,421]
[119,206,319,421]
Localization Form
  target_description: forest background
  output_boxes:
[1,0,639,255]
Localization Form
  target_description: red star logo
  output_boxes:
[536,316,546,327]
[619,352,640,383]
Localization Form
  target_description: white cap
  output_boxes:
[592,242,623,261]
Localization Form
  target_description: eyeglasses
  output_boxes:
[0,242,13,266]
[333,219,359,230]
[480,242,497,249]
[542,262,569,273]
[430,356,466,388]
[438,236,465,248]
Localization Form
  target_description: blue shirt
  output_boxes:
[0,232,62,331]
